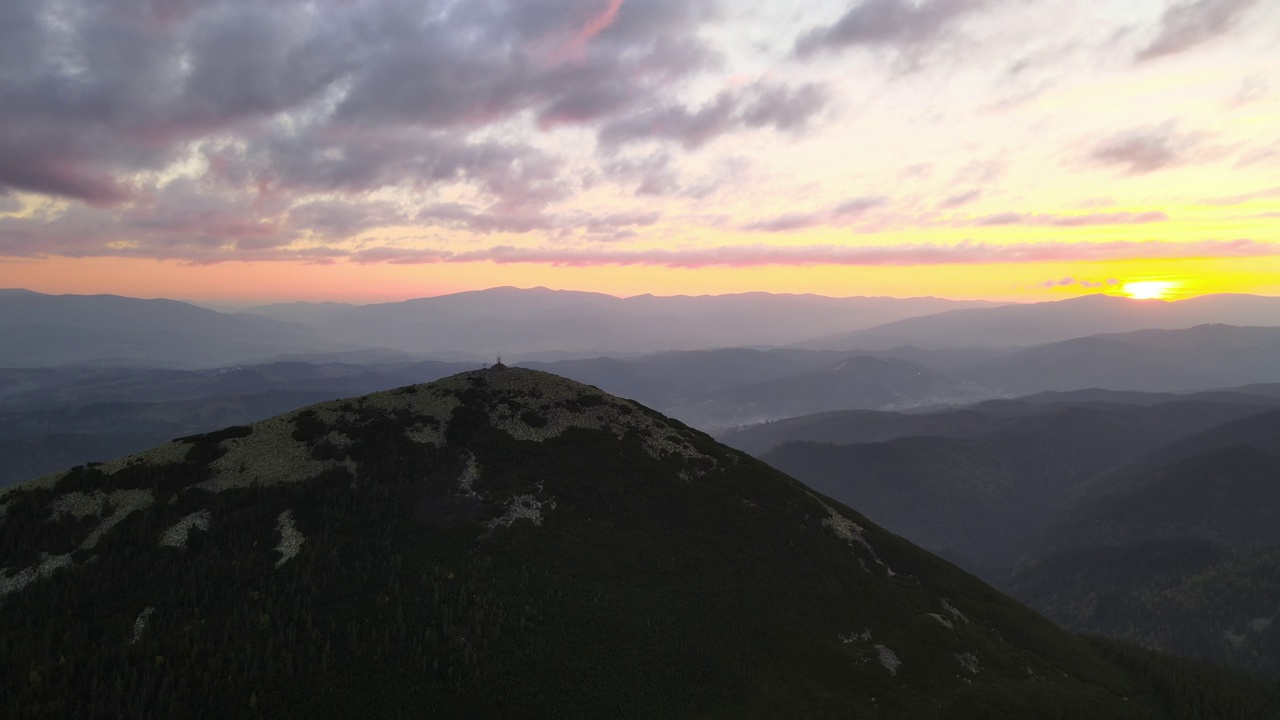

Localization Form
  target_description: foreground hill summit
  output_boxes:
[1,369,1275,718]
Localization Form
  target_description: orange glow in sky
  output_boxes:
[1,1,1278,304]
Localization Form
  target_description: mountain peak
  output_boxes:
[0,370,1214,716]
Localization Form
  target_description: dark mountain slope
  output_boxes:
[761,438,1028,576]
[0,368,1215,718]
[1003,409,1280,678]
[1106,408,1280,481]
[752,400,1277,581]
[1048,445,1280,550]
[724,398,1271,458]
[1009,540,1280,678]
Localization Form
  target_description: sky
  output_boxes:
[0,0,1278,304]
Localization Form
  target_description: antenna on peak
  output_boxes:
[493,352,507,370]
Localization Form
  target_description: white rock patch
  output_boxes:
[160,510,211,548]
[486,495,554,532]
[876,645,901,676]
[51,489,155,550]
[928,613,954,629]
[458,454,481,498]
[3,489,155,598]
[942,598,971,624]
[274,509,304,568]
[817,501,894,577]
[956,652,981,674]
[0,553,73,597]
[199,416,327,493]
[131,606,156,644]
[838,629,874,644]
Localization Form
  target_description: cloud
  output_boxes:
[0,0,718,212]
[743,196,886,232]
[794,0,989,59]
[1197,186,1280,206]
[1136,0,1258,62]
[1090,124,1192,173]
[1038,276,1121,289]
[601,152,683,196]
[552,0,628,63]
[582,210,663,233]
[940,189,982,208]
[599,81,829,149]
[346,238,1280,268]
[1229,75,1271,106]
[973,211,1169,226]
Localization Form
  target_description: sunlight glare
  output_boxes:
[1122,281,1177,300]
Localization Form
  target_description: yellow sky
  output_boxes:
[4,253,1276,305]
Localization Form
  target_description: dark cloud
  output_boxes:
[744,196,886,232]
[602,153,683,196]
[1090,125,1189,173]
[794,0,989,59]
[329,0,718,130]
[1136,0,1258,62]
[288,200,411,240]
[0,0,722,248]
[598,81,829,149]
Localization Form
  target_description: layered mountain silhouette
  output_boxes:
[728,394,1280,679]
[749,399,1277,576]
[802,293,1280,351]
[247,287,992,358]
[666,355,982,432]
[963,325,1280,394]
[3,369,1263,717]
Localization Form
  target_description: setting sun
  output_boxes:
[1122,281,1179,300]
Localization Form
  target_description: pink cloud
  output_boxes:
[972,211,1169,227]
[552,0,626,63]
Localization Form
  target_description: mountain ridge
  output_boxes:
[0,367,1238,717]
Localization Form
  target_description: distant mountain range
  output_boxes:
[244,286,996,357]
[7,287,1280,375]
[0,291,373,368]
[0,287,993,367]
[965,324,1280,394]
[9,368,1258,717]
[5,320,1279,486]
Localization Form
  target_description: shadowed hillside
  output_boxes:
[4,369,1267,717]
